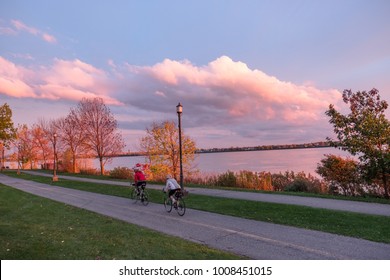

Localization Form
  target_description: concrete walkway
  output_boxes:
[1,173,390,260]
[22,170,390,217]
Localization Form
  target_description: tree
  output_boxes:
[140,120,197,181]
[58,111,88,173]
[326,88,390,198]
[0,103,17,169]
[31,122,51,167]
[75,98,125,175]
[16,124,35,169]
[316,154,362,196]
[35,118,63,171]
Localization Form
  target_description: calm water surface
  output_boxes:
[101,147,351,176]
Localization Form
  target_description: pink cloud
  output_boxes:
[0,56,122,105]
[0,55,342,120]
[0,55,343,145]
[11,19,39,35]
[9,19,57,44]
[122,56,341,125]
[42,33,57,44]
[0,26,17,36]
[46,59,108,90]
[0,57,36,98]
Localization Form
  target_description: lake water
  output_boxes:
[99,147,351,176]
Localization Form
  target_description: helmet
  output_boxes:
[133,163,142,171]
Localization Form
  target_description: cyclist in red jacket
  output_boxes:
[133,163,146,194]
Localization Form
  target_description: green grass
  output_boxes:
[187,195,390,243]
[3,171,390,244]
[0,184,241,260]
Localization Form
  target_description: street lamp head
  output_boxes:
[176,102,183,114]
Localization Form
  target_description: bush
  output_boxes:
[109,167,133,179]
[79,168,99,175]
[285,178,311,192]
[271,173,291,191]
[316,154,363,196]
[217,171,237,187]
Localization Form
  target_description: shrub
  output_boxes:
[79,168,99,175]
[271,173,291,191]
[285,178,311,192]
[109,167,133,179]
[217,171,237,187]
[316,154,363,196]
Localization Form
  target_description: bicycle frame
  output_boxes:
[164,190,186,216]
[131,182,149,206]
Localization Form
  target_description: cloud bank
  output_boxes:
[123,56,340,124]
[0,55,342,146]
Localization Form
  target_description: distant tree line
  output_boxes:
[196,141,332,154]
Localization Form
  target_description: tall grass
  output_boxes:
[184,170,325,194]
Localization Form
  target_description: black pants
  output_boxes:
[136,181,146,191]
[168,189,179,197]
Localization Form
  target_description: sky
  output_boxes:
[1,0,389,151]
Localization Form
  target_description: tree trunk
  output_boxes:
[72,154,77,173]
[99,157,104,176]
[383,170,389,199]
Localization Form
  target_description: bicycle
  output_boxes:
[164,189,186,216]
[131,182,149,206]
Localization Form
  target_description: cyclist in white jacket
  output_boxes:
[163,174,181,205]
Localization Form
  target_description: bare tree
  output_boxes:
[75,97,125,175]
[58,111,88,173]
[36,118,63,170]
[31,123,51,167]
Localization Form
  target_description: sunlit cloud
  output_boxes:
[0,55,342,146]
[0,56,122,105]
[0,26,17,36]
[0,57,36,98]
[42,33,57,44]
[5,19,58,44]
[117,56,341,126]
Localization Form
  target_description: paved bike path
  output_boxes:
[1,173,390,260]
[21,171,390,217]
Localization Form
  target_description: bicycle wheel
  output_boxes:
[130,188,138,201]
[176,197,186,216]
[164,197,172,213]
[141,189,149,206]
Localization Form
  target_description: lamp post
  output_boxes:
[17,144,20,175]
[176,102,183,189]
[52,133,58,182]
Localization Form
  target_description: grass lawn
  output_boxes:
[3,171,390,244]
[0,183,242,260]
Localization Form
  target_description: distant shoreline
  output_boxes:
[117,141,335,157]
